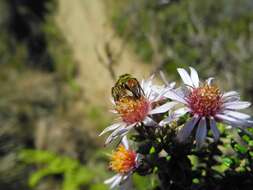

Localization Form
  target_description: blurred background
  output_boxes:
[0,0,252,189]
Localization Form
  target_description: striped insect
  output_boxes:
[112,74,144,102]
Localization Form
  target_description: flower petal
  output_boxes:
[143,116,157,126]
[222,96,240,103]
[105,174,119,184]
[177,68,193,87]
[175,107,190,115]
[149,102,177,114]
[169,82,176,88]
[223,101,251,110]
[206,77,214,85]
[105,123,130,145]
[121,136,129,150]
[190,67,199,87]
[195,117,207,148]
[110,174,123,189]
[222,110,251,120]
[177,116,199,142]
[99,122,123,136]
[215,113,248,126]
[210,117,220,141]
[159,107,190,126]
[159,71,170,86]
[159,114,174,126]
[222,91,239,98]
[141,76,154,96]
[163,89,187,104]
[222,91,240,103]
[152,87,170,102]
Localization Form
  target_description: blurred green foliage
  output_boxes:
[0,0,77,82]
[108,0,253,102]
[43,18,77,83]
[133,173,158,190]
[0,1,81,189]
[19,149,108,190]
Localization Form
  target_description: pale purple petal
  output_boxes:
[120,176,133,190]
[99,122,124,136]
[159,107,190,126]
[190,67,199,87]
[222,91,240,103]
[174,107,190,116]
[175,87,189,97]
[221,110,251,120]
[163,89,188,104]
[195,117,207,148]
[222,96,240,103]
[159,114,175,126]
[105,174,119,184]
[223,101,251,110]
[215,113,247,126]
[159,71,176,88]
[121,136,129,150]
[143,116,157,126]
[152,87,170,102]
[169,82,176,88]
[159,71,170,86]
[222,91,239,98]
[210,117,220,141]
[105,123,131,145]
[141,78,152,97]
[206,77,214,85]
[149,102,177,114]
[110,175,123,189]
[177,68,193,87]
[177,116,200,142]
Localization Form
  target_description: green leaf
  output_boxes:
[28,168,54,187]
[90,184,108,190]
[19,149,55,164]
[222,157,233,167]
[133,174,156,190]
[20,149,97,190]
[192,178,200,184]
[234,144,248,154]
[249,141,253,147]
[149,146,155,154]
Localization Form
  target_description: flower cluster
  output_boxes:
[100,68,253,189]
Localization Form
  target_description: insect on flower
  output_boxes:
[100,74,177,145]
[161,67,253,147]
[104,136,138,189]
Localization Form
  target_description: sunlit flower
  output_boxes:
[100,74,176,145]
[161,67,252,147]
[105,136,138,189]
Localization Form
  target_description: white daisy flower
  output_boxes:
[104,136,139,189]
[161,67,252,147]
[100,74,177,145]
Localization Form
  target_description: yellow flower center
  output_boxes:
[110,145,137,174]
[187,84,222,117]
[115,96,150,124]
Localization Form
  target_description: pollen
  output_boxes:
[110,145,137,174]
[115,96,150,124]
[187,84,222,117]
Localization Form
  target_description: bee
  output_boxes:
[112,74,144,102]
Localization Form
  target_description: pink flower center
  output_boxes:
[187,84,222,117]
[116,96,150,124]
